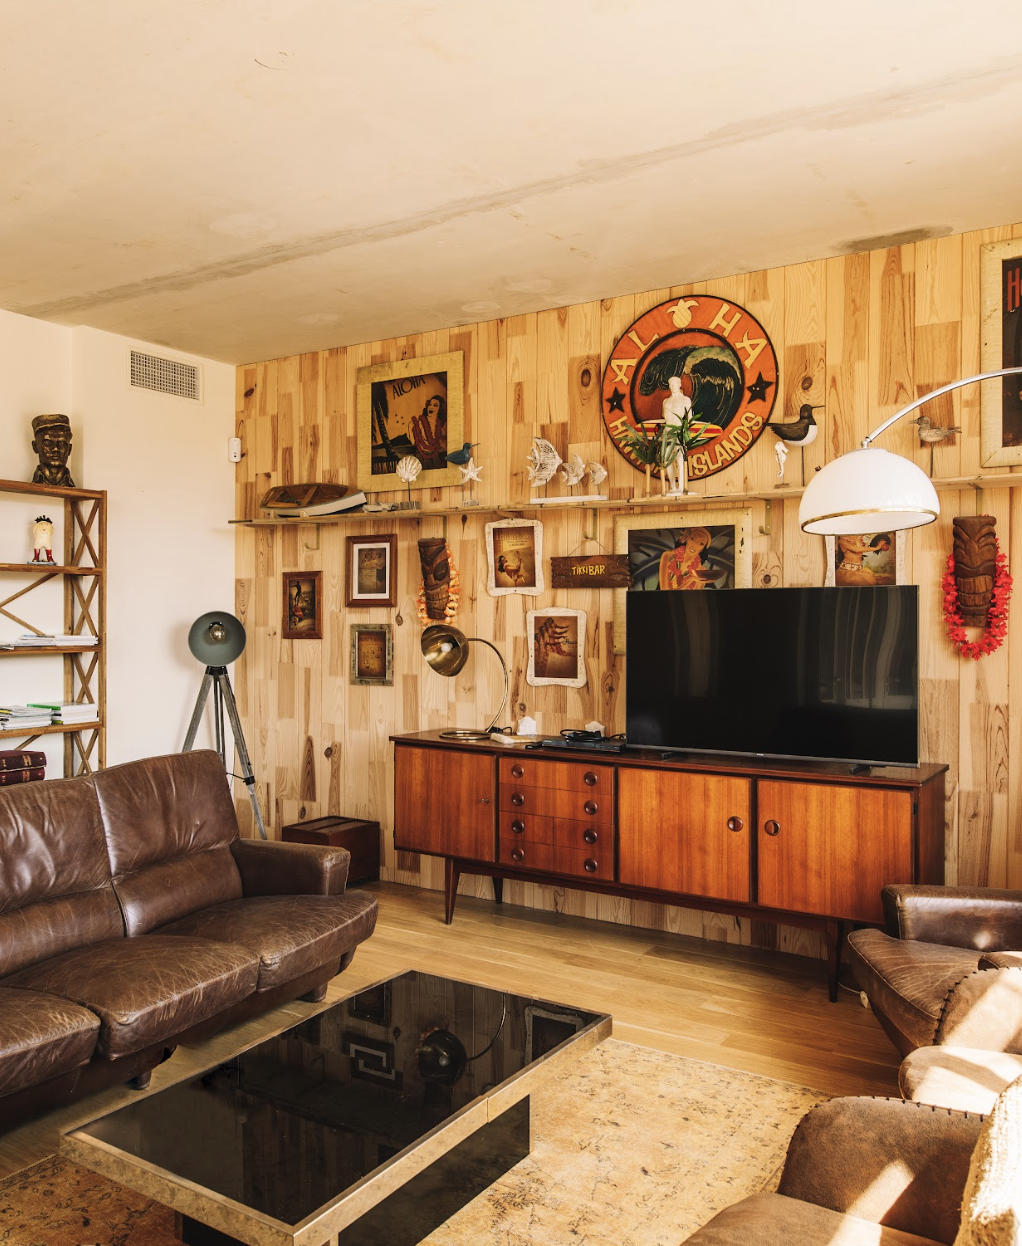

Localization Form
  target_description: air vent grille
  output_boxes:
[129,350,201,401]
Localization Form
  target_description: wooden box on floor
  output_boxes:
[280,816,380,884]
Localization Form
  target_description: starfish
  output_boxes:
[458,456,483,485]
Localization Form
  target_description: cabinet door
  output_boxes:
[393,746,495,862]
[618,769,752,902]
[757,780,913,923]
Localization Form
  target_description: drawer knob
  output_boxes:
[511,819,525,834]
[764,819,780,837]
[511,792,525,807]
[511,764,524,778]
[584,857,598,873]
[727,816,743,833]
[584,771,598,787]
[511,847,525,863]
[481,797,490,805]
[584,799,598,816]
[583,828,598,845]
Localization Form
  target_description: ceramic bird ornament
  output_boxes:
[527,437,562,488]
[913,415,962,444]
[767,404,821,448]
[446,441,478,466]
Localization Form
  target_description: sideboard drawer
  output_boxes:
[498,756,615,795]
[498,782,613,825]
[498,836,613,881]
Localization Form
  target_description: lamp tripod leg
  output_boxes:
[215,672,268,840]
[182,671,214,752]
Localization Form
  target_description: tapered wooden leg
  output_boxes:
[825,919,845,1002]
[444,858,461,924]
[492,877,504,905]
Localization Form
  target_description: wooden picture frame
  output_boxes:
[345,534,397,608]
[356,351,464,493]
[825,530,906,587]
[981,237,1022,467]
[613,509,752,654]
[526,608,587,688]
[349,623,394,686]
[485,518,544,596]
[282,571,323,640]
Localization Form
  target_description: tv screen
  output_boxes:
[626,585,919,766]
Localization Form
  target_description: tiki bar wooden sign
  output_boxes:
[550,554,631,589]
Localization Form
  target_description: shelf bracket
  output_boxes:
[758,498,773,536]
[970,482,986,513]
[303,524,321,552]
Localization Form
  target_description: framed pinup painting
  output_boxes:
[527,608,587,688]
[981,238,1022,467]
[349,623,394,686]
[356,351,464,493]
[282,571,322,640]
[485,519,544,596]
[612,509,752,653]
[345,534,397,608]
[825,531,906,587]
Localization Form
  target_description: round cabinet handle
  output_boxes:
[511,819,525,834]
[583,799,598,816]
[584,858,598,873]
[764,819,781,837]
[481,797,490,805]
[727,816,744,833]
[584,771,598,787]
[511,764,524,778]
[511,847,525,863]
[511,792,525,807]
[583,828,598,845]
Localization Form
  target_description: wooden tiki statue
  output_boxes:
[952,515,998,627]
[418,537,451,621]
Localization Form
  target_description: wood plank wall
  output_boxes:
[234,219,1022,958]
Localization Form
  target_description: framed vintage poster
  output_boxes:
[356,351,464,493]
[981,237,1022,467]
[485,519,544,596]
[349,623,394,686]
[526,608,587,688]
[825,530,906,587]
[612,509,752,653]
[282,571,323,640]
[345,534,397,608]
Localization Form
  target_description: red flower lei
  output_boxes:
[941,547,1013,659]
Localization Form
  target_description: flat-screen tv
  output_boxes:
[625,585,919,766]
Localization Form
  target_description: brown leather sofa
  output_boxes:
[846,882,1022,1057]
[0,750,378,1124]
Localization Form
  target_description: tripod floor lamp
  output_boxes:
[182,610,267,839]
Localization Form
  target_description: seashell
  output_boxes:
[527,437,562,487]
[396,456,422,484]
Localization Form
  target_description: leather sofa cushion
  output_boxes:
[156,891,379,992]
[4,935,259,1059]
[93,751,244,935]
[0,986,99,1096]
[680,1191,942,1246]
[0,772,123,977]
[847,928,983,1054]
[900,1046,1022,1114]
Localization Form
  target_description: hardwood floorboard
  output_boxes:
[0,881,901,1179]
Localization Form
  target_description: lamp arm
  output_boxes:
[469,637,510,734]
[861,366,1022,448]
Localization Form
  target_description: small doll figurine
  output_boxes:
[30,515,55,564]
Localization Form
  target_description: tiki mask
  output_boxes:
[952,515,998,626]
[418,538,451,620]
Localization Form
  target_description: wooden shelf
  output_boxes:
[0,721,101,739]
[0,646,101,656]
[0,563,101,575]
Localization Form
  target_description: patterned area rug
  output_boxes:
[0,1040,824,1246]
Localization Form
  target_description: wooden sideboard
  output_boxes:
[392,731,948,998]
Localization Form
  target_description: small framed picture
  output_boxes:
[526,608,587,688]
[346,534,397,608]
[825,531,906,587]
[282,571,323,640]
[350,623,394,686]
[980,238,1022,467]
[485,518,544,596]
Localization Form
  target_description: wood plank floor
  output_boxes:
[0,881,901,1179]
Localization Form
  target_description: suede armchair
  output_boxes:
[846,883,1022,1057]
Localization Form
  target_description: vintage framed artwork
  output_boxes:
[345,534,397,608]
[356,351,464,493]
[485,518,544,596]
[825,530,906,587]
[612,509,752,653]
[349,623,394,686]
[282,571,323,640]
[527,608,587,688]
[981,238,1022,467]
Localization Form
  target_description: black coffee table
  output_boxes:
[63,970,611,1246]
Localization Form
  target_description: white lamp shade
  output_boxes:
[798,447,940,535]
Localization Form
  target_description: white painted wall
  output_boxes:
[0,309,236,770]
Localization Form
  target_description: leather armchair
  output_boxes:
[846,883,1022,1057]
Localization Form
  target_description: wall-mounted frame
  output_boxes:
[613,509,752,654]
[526,608,587,688]
[825,530,906,587]
[282,571,323,640]
[981,237,1022,467]
[345,534,397,608]
[356,351,464,493]
[350,623,394,686]
[485,518,544,596]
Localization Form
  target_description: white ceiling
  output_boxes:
[3,1,1022,364]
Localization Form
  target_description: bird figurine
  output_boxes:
[766,404,820,447]
[527,437,562,489]
[559,453,587,493]
[446,441,478,466]
[913,415,961,443]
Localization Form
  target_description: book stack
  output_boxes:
[0,705,54,730]
[28,701,100,726]
[3,633,99,648]
[0,749,46,786]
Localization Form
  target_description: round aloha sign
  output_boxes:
[601,295,779,481]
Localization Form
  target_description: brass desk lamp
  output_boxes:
[420,623,509,741]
